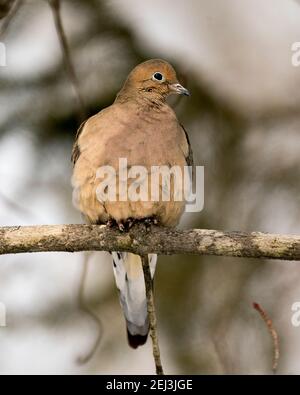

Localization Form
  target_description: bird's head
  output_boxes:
[117,59,190,103]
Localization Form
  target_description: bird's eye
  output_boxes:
[152,72,164,82]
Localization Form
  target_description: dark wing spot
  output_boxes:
[71,144,80,166]
[71,120,87,165]
[112,260,117,268]
[181,124,194,168]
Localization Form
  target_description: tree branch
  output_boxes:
[141,254,164,375]
[0,224,299,260]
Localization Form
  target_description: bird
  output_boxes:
[71,59,192,348]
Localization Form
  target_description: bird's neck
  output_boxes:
[115,88,167,110]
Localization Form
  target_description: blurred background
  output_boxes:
[0,0,300,374]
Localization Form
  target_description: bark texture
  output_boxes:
[0,224,299,260]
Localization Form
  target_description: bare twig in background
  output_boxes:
[49,0,97,365]
[0,190,39,220]
[0,0,14,19]
[0,0,23,37]
[141,254,164,375]
[76,252,103,365]
[253,302,280,373]
[212,324,234,374]
[48,0,86,122]
[1,224,300,261]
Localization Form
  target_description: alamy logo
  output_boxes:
[95,158,204,213]
[291,302,300,327]
[291,42,300,67]
[0,42,6,67]
[0,302,6,327]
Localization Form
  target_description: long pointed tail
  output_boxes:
[111,252,157,348]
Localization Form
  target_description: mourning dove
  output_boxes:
[71,59,192,348]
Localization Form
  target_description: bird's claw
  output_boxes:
[107,218,126,232]
[106,218,116,228]
[143,216,159,232]
[107,216,158,232]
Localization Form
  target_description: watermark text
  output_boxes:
[95,158,204,213]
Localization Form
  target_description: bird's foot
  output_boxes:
[117,222,126,232]
[143,216,159,226]
[120,217,142,231]
[124,217,135,230]
[106,216,158,232]
[141,216,159,232]
[106,218,118,229]
[106,218,134,232]
[116,218,135,232]
[106,218,126,232]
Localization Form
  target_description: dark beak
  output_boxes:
[170,83,190,96]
